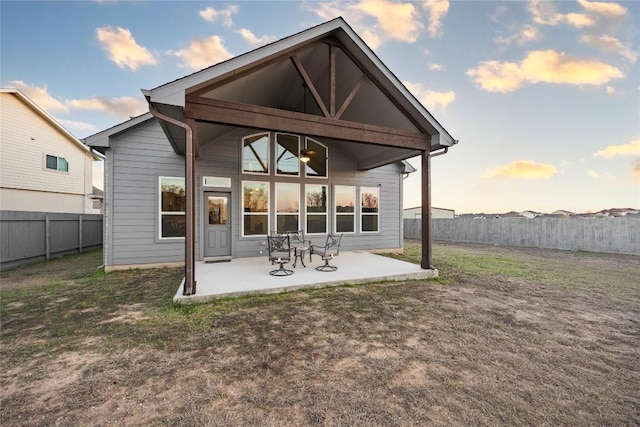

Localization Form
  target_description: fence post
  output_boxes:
[45,214,50,260]
[79,215,83,253]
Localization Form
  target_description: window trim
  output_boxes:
[305,183,328,235]
[360,186,380,234]
[304,137,328,179]
[241,180,270,237]
[241,132,270,175]
[159,176,186,241]
[334,185,356,234]
[275,133,301,177]
[44,154,69,173]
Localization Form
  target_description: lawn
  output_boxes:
[1,243,639,426]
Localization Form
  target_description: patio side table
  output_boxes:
[293,245,310,268]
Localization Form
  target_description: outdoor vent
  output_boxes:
[203,176,231,187]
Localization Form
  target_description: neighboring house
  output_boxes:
[403,206,455,219]
[85,18,457,292]
[0,88,99,213]
[90,186,104,214]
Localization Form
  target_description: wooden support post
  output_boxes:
[45,214,50,260]
[421,150,433,269]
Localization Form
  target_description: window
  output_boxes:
[306,184,327,234]
[361,187,379,233]
[304,138,327,178]
[242,133,269,174]
[275,183,300,233]
[45,154,68,172]
[276,133,300,176]
[243,181,269,236]
[335,185,355,233]
[159,177,185,239]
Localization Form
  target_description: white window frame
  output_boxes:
[275,182,300,233]
[44,154,69,173]
[241,132,270,175]
[305,183,328,235]
[275,133,300,177]
[360,186,380,233]
[159,176,185,240]
[242,180,270,237]
[304,137,328,179]
[334,185,356,234]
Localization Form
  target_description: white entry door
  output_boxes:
[204,193,231,257]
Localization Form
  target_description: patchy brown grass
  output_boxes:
[1,243,639,426]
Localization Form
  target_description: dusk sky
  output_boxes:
[1,0,638,214]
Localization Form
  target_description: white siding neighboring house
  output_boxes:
[0,88,99,213]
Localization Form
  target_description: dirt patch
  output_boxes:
[1,243,639,425]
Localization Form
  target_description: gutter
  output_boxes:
[148,104,197,296]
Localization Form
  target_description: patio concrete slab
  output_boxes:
[173,251,437,304]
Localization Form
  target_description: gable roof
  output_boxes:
[84,112,153,150]
[0,88,99,160]
[143,17,456,148]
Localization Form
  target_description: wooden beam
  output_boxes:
[330,45,336,117]
[291,55,330,118]
[335,74,365,120]
[421,150,433,270]
[185,96,431,150]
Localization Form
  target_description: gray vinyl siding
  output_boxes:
[106,121,404,266]
[108,120,186,266]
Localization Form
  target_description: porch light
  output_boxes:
[299,153,311,163]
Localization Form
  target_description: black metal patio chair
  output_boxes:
[267,234,293,276]
[310,233,343,271]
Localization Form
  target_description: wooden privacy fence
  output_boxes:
[1,211,103,269]
[404,217,640,255]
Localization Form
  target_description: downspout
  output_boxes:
[420,145,450,270]
[148,104,196,296]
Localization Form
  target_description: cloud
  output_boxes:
[67,96,147,120]
[467,50,623,93]
[606,85,623,96]
[199,5,238,27]
[577,0,627,18]
[423,0,449,37]
[483,160,558,179]
[580,34,637,62]
[237,28,277,45]
[403,81,455,111]
[57,119,99,134]
[168,36,233,70]
[428,62,443,71]
[587,169,615,180]
[594,138,640,158]
[310,0,425,49]
[9,80,68,112]
[494,24,541,46]
[528,0,595,28]
[96,26,157,70]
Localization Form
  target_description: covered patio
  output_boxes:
[174,251,437,304]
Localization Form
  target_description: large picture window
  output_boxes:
[242,133,269,174]
[304,138,327,178]
[335,185,355,233]
[275,183,300,233]
[276,133,300,176]
[306,184,327,234]
[243,181,269,236]
[361,187,379,233]
[159,176,185,239]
